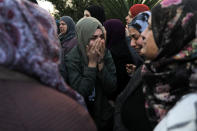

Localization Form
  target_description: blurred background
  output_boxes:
[36,0,161,23]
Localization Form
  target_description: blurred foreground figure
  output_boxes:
[0,0,96,131]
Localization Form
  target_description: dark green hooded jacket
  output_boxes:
[65,17,117,130]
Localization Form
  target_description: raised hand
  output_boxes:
[95,39,105,64]
[126,64,136,75]
[86,41,99,68]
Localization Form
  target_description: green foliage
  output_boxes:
[46,0,93,21]
[46,0,161,23]
[95,0,162,22]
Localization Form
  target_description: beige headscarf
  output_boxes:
[76,17,104,65]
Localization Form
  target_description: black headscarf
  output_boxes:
[104,19,135,97]
[85,5,106,25]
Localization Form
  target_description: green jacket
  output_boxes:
[65,46,117,130]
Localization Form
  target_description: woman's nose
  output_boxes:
[130,40,136,47]
[136,36,143,46]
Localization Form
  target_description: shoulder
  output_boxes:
[154,93,197,131]
[66,46,80,61]
[0,80,96,131]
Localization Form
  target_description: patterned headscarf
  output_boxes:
[58,16,76,45]
[142,0,197,127]
[152,0,197,60]
[0,0,85,106]
[128,11,151,33]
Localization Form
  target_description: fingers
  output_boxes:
[86,45,90,51]
[86,45,90,56]
[94,39,102,55]
[126,68,132,74]
[87,38,105,64]
[125,64,136,74]
[89,41,98,54]
[95,39,100,52]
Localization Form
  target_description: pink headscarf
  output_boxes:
[0,0,85,107]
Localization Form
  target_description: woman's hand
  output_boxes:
[126,64,136,75]
[87,40,100,67]
[95,39,105,71]
[96,39,105,64]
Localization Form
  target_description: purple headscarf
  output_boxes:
[0,0,85,107]
[103,19,125,49]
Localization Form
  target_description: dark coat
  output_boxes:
[109,40,135,99]
[0,67,96,131]
[59,37,78,81]
[65,46,117,130]
[114,66,152,131]
[103,19,143,100]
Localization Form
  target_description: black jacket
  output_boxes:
[114,66,153,131]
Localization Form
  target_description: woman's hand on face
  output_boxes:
[87,41,99,67]
[95,39,105,64]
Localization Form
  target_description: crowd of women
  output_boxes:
[1,0,197,130]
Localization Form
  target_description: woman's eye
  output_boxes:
[131,34,138,40]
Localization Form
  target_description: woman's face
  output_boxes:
[140,16,158,60]
[125,11,132,24]
[84,10,91,17]
[129,27,141,54]
[59,20,67,34]
[89,29,105,46]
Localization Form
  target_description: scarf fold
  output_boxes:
[0,0,85,107]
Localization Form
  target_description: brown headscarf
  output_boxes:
[0,0,85,107]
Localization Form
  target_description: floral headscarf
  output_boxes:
[152,0,197,60]
[142,0,197,127]
[0,0,85,106]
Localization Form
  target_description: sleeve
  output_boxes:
[97,50,117,95]
[65,57,97,99]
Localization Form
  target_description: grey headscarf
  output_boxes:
[128,11,151,33]
[59,16,76,44]
[76,17,104,65]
